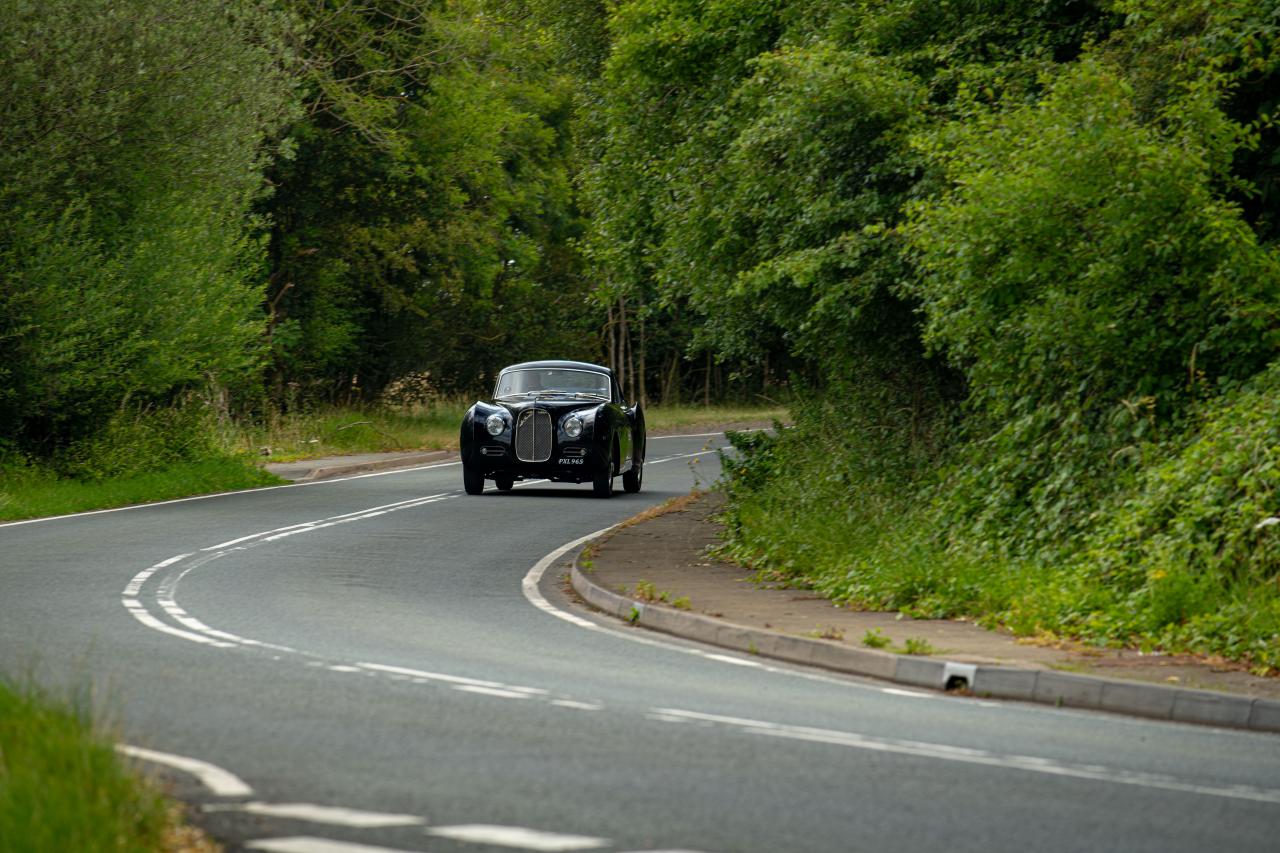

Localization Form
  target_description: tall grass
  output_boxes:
[226,399,471,462]
[0,679,172,851]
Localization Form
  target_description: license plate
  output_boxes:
[559,458,585,465]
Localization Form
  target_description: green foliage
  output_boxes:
[0,0,298,453]
[862,629,890,649]
[0,679,169,850]
[907,58,1279,423]
[265,0,593,399]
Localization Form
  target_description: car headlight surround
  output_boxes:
[564,414,583,438]
[485,412,506,436]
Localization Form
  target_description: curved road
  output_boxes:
[2,433,1278,853]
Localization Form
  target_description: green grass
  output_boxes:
[0,679,172,851]
[644,403,788,433]
[0,457,281,523]
[228,401,471,463]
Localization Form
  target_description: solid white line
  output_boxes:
[519,532,866,690]
[210,801,424,828]
[521,528,615,630]
[117,744,253,797]
[247,838,420,853]
[426,824,610,851]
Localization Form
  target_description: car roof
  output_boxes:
[499,360,613,377]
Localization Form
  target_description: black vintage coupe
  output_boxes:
[460,360,645,497]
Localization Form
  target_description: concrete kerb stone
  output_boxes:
[567,534,1280,735]
[970,666,1038,701]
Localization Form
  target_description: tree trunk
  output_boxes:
[638,308,647,408]
[703,350,711,407]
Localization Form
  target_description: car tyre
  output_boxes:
[463,464,484,495]
[494,474,514,491]
[622,458,643,493]
[593,459,614,498]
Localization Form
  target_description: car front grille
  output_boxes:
[514,409,552,462]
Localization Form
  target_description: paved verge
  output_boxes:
[572,492,1280,734]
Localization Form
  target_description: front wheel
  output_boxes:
[622,458,643,493]
[463,464,484,495]
[592,463,613,498]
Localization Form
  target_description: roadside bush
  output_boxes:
[53,405,224,481]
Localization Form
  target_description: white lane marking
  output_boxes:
[203,522,315,551]
[649,450,718,464]
[648,428,765,439]
[247,839,420,853]
[124,495,455,650]
[117,744,253,797]
[120,600,236,648]
[208,802,424,828]
[454,685,533,700]
[521,529,615,630]
[702,653,763,668]
[358,662,506,689]
[425,824,610,851]
[520,530,868,692]
[551,700,604,711]
[123,553,194,597]
[881,688,931,699]
[650,708,1280,806]
[0,460,462,529]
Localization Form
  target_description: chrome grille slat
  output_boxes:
[515,409,552,462]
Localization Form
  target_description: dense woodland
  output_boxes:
[2,1,1278,663]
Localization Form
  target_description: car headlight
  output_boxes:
[485,413,505,436]
[564,414,583,438]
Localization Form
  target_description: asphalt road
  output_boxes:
[2,432,1278,853]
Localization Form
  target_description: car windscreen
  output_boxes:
[495,369,610,400]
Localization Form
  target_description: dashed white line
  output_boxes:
[454,685,533,700]
[425,824,610,851]
[247,839,420,853]
[648,708,1280,805]
[117,744,253,797]
[209,802,424,828]
[550,700,604,711]
[702,653,764,668]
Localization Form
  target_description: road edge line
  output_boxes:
[117,744,253,797]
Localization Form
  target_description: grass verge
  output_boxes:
[0,457,282,523]
[0,678,215,851]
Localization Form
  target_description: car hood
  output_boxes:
[489,398,603,417]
